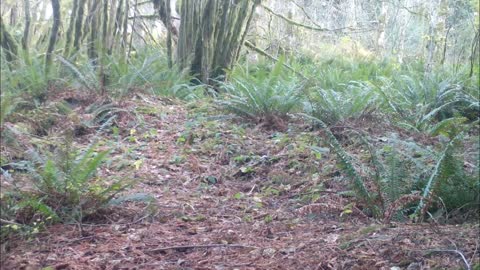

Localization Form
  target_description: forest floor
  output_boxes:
[1,91,479,270]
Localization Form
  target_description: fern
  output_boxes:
[414,132,465,218]
[0,94,17,126]
[218,59,306,125]
[303,114,374,210]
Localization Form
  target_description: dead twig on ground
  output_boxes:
[146,244,257,254]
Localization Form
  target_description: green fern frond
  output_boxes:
[302,114,373,208]
[414,132,464,218]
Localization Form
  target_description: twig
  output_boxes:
[146,244,257,253]
[0,218,22,226]
[244,40,306,79]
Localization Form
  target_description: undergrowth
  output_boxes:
[217,58,307,127]
[0,137,132,242]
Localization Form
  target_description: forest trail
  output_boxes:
[2,93,478,270]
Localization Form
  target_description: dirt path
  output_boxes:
[2,97,478,270]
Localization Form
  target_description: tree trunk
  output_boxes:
[22,0,31,58]
[64,0,79,57]
[45,0,61,76]
[73,0,87,54]
[88,0,100,65]
[176,0,259,84]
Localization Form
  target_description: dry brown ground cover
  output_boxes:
[1,92,478,270]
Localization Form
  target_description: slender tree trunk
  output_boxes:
[122,0,129,50]
[425,0,441,73]
[100,0,109,93]
[128,0,138,59]
[45,0,61,76]
[22,0,31,59]
[110,0,124,54]
[165,0,173,67]
[73,0,87,54]
[376,1,387,54]
[10,4,18,26]
[469,28,479,77]
[64,0,79,57]
[87,0,100,65]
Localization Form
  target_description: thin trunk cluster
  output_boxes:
[175,0,260,83]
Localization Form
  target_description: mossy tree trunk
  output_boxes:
[64,0,79,57]
[73,0,87,55]
[180,0,259,83]
[45,0,61,76]
[155,0,259,84]
[22,0,31,60]
[87,0,101,65]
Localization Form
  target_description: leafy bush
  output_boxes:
[218,58,307,127]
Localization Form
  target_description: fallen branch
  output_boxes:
[261,4,373,33]
[146,244,257,253]
[243,41,306,79]
[0,218,22,226]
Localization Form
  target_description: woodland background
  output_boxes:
[0,0,479,269]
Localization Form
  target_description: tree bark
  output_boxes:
[176,0,259,84]
[45,0,61,76]
[73,0,87,54]
[64,0,79,56]
[22,0,31,57]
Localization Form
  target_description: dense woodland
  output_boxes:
[0,0,479,269]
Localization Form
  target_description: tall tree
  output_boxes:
[64,0,80,57]
[45,0,61,76]
[22,0,31,58]
[73,0,87,54]
[155,0,260,84]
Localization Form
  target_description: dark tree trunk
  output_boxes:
[175,0,259,84]
[73,0,87,54]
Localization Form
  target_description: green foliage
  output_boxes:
[304,81,378,125]
[58,48,201,100]
[1,139,132,230]
[1,51,59,101]
[0,93,17,126]
[415,132,479,218]
[218,58,306,125]
[303,114,375,212]
[106,48,201,100]
[375,68,479,131]
[305,113,478,220]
